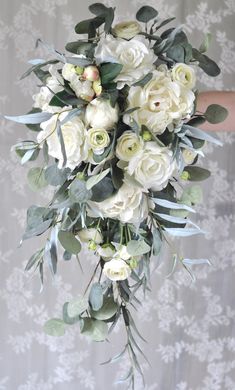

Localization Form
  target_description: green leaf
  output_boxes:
[27,167,48,191]
[136,6,158,23]
[67,296,88,317]
[89,283,103,311]
[183,166,211,181]
[69,179,92,203]
[45,164,71,186]
[75,16,105,34]
[192,49,220,77]
[5,112,52,124]
[86,168,110,190]
[58,230,81,254]
[20,59,59,80]
[65,56,93,66]
[111,164,124,190]
[104,7,114,33]
[63,302,81,325]
[81,318,108,342]
[90,177,114,202]
[90,297,118,320]
[21,148,39,165]
[127,240,151,256]
[65,41,95,56]
[132,72,153,87]
[199,33,212,53]
[89,3,108,15]
[25,249,44,271]
[152,227,162,256]
[49,90,84,107]
[204,104,228,124]
[100,63,123,85]
[181,185,203,205]
[44,318,65,337]
[23,219,53,240]
[167,44,185,62]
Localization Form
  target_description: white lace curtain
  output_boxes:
[0,0,235,389]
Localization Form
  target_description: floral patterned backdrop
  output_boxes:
[0,0,235,389]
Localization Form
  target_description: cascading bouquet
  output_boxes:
[5,3,228,387]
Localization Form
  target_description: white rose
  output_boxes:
[113,21,142,40]
[85,98,119,130]
[116,131,144,162]
[95,35,156,89]
[103,259,131,281]
[171,63,196,89]
[125,69,195,134]
[127,142,176,191]
[37,112,88,169]
[87,181,149,224]
[86,128,110,155]
[77,228,103,244]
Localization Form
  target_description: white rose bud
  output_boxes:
[87,127,110,154]
[85,98,119,130]
[83,65,100,82]
[182,149,197,165]
[113,20,142,40]
[77,228,103,244]
[103,259,131,281]
[171,63,196,90]
[116,131,144,162]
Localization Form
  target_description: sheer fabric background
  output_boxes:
[0,0,235,389]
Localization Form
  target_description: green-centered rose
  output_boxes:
[103,259,131,281]
[171,63,196,89]
[113,20,142,40]
[87,127,110,155]
[116,131,144,162]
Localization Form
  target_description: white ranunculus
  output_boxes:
[85,98,119,130]
[126,142,176,191]
[37,112,88,169]
[103,258,131,281]
[113,21,142,40]
[95,35,156,89]
[86,127,110,155]
[124,69,195,134]
[171,63,196,89]
[77,228,103,244]
[88,181,149,224]
[116,131,144,162]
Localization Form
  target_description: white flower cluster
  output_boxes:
[34,25,197,281]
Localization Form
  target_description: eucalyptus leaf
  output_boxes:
[89,283,103,311]
[86,168,110,190]
[183,124,223,146]
[90,297,118,320]
[205,104,228,124]
[183,166,211,181]
[63,302,81,325]
[132,72,153,87]
[164,227,204,237]
[199,33,212,53]
[25,249,44,271]
[81,318,108,342]
[69,179,92,203]
[192,49,220,77]
[65,56,93,66]
[21,148,39,165]
[136,6,158,23]
[67,296,88,317]
[5,112,53,124]
[27,167,48,191]
[65,41,95,56]
[182,258,211,266]
[89,3,108,15]
[44,318,65,337]
[152,227,162,256]
[58,230,81,254]
[75,16,105,34]
[90,176,114,202]
[152,198,195,213]
[100,63,123,85]
[127,240,151,256]
[23,219,53,240]
[45,164,70,186]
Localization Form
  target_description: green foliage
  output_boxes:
[136,6,158,23]
[67,296,88,317]
[100,63,123,85]
[192,48,220,76]
[90,177,114,202]
[81,318,108,342]
[132,73,153,87]
[63,302,81,325]
[183,166,211,181]
[65,41,96,57]
[27,167,48,191]
[89,283,103,311]
[58,230,81,254]
[69,179,92,203]
[90,297,118,320]
[44,318,65,337]
[127,240,151,256]
[86,168,110,190]
[199,33,212,53]
[204,104,228,124]
[45,164,70,187]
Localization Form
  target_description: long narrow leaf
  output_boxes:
[164,227,205,237]
[152,198,195,213]
[155,213,201,229]
[56,122,67,167]
[182,258,211,266]
[183,124,223,146]
[5,112,53,124]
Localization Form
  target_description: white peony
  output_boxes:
[87,181,149,224]
[124,69,195,134]
[37,112,88,169]
[116,131,144,162]
[77,228,103,244]
[113,21,142,40]
[95,35,156,89]
[103,258,131,281]
[126,142,176,191]
[69,76,95,102]
[85,98,119,130]
[171,63,196,89]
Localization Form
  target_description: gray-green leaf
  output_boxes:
[44,318,65,337]
[58,230,81,254]
[27,167,48,191]
[90,297,118,320]
[127,240,151,256]
[136,6,158,23]
[205,104,228,124]
[89,283,103,311]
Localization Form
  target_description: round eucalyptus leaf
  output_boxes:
[205,104,228,124]
[67,296,88,318]
[136,6,158,23]
[44,318,65,337]
[58,230,81,254]
[27,167,48,191]
[90,297,118,320]
[81,318,108,342]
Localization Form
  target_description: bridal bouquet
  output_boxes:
[6,3,227,387]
